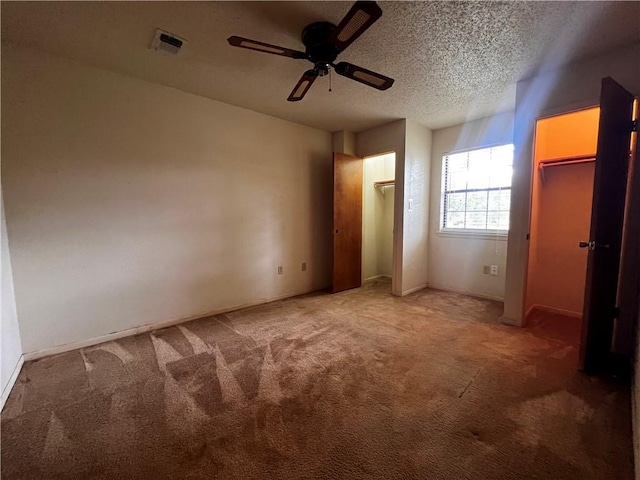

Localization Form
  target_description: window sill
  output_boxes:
[437,229,508,241]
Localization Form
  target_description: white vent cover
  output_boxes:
[151,29,186,55]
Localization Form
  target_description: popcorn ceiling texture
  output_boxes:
[2,1,638,132]
[1,280,633,479]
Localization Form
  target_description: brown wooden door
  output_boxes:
[579,77,636,373]
[333,152,363,293]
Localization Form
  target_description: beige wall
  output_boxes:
[362,153,395,280]
[1,193,22,407]
[332,131,356,156]
[527,164,594,315]
[1,44,333,354]
[429,112,514,300]
[356,119,432,296]
[402,120,432,295]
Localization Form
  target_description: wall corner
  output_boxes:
[332,131,356,156]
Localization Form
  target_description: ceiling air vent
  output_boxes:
[151,29,186,55]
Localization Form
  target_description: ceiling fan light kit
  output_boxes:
[227,0,394,102]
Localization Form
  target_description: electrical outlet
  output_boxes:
[483,265,491,275]
[490,265,499,276]
[277,266,283,275]
[301,262,307,272]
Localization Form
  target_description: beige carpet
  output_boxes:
[1,280,634,479]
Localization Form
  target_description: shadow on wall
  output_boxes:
[309,152,334,288]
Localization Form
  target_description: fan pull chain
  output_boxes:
[329,68,332,92]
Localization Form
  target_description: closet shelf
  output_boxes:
[538,154,596,184]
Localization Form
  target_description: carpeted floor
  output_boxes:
[1,280,634,479]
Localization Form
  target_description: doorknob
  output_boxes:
[579,240,610,250]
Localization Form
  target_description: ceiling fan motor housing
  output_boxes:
[302,21,339,74]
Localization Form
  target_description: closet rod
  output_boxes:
[538,155,595,185]
[539,154,596,169]
[374,180,395,188]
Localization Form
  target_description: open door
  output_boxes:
[579,77,636,373]
[333,152,363,293]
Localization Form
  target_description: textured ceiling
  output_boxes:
[2,1,639,132]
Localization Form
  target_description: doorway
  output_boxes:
[514,77,637,373]
[525,107,600,338]
[362,153,396,286]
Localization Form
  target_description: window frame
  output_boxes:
[439,143,513,239]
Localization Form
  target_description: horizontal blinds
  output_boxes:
[442,145,513,231]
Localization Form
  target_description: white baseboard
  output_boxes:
[400,283,428,296]
[500,315,523,327]
[364,274,392,282]
[23,286,326,362]
[527,304,582,319]
[426,283,504,302]
[1,355,24,411]
[524,304,536,322]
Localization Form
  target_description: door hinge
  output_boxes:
[632,120,638,132]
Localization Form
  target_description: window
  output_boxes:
[441,144,513,233]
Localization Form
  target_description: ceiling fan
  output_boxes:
[227,1,394,102]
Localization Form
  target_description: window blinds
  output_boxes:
[441,144,513,231]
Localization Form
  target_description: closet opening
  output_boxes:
[525,107,600,343]
[362,152,396,290]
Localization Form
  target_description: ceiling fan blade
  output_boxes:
[329,1,382,52]
[287,70,319,102]
[227,36,307,59]
[334,62,394,91]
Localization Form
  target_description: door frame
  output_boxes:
[361,151,399,294]
[509,100,601,328]
[517,86,639,371]
[522,104,600,323]
[613,99,639,356]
